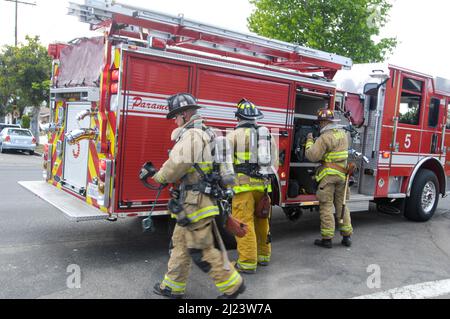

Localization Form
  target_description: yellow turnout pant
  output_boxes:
[316,175,353,240]
[232,191,271,271]
[160,218,242,296]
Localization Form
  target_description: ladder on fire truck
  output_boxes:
[68,0,352,79]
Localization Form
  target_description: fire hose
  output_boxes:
[139,162,167,232]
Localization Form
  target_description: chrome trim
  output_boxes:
[387,193,407,199]
[119,203,168,209]
[102,159,113,208]
[50,87,100,102]
[112,45,125,214]
[47,144,53,181]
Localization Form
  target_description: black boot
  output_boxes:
[153,283,184,299]
[342,236,352,247]
[217,281,246,299]
[314,239,332,249]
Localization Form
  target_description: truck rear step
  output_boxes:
[18,181,109,222]
[348,194,374,203]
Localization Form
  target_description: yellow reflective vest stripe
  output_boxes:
[171,205,220,222]
[233,173,272,194]
[234,151,253,165]
[187,205,220,223]
[233,184,272,194]
[187,162,213,174]
[316,167,346,182]
[323,151,348,162]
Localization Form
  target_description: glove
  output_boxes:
[225,215,249,238]
[139,162,157,181]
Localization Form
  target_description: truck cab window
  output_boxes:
[447,101,450,130]
[399,78,423,126]
[428,98,440,128]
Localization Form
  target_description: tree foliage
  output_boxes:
[248,0,397,63]
[21,114,31,129]
[0,36,51,118]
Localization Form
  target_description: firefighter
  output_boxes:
[305,109,353,249]
[151,93,245,299]
[227,99,278,274]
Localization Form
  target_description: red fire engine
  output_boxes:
[20,0,450,225]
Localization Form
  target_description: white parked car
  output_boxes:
[0,128,37,155]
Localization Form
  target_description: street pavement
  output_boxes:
[1,151,450,299]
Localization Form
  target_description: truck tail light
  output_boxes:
[99,159,107,182]
[110,68,119,95]
[382,152,390,159]
[43,143,52,181]
[5,135,11,142]
[43,144,49,161]
[111,69,119,81]
[110,83,119,94]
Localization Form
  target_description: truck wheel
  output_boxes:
[283,207,303,222]
[405,169,439,222]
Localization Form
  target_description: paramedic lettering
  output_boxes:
[131,96,169,111]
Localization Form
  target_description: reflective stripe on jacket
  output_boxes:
[305,127,349,182]
[153,115,219,223]
[227,126,278,194]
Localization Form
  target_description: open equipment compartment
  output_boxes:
[288,88,332,199]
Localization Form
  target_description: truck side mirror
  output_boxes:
[364,83,378,96]
[364,83,379,112]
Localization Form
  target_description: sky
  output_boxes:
[0,0,449,79]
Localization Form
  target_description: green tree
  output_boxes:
[248,0,397,63]
[21,114,31,129]
[0,36,51,141]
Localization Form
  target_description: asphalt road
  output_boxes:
[1,151,450,299]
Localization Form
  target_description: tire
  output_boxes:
[283,207,303,222]
[405,169,439,222]
[29,150,35,156]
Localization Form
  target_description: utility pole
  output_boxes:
[3,0,36,124]
[3,0,37,46]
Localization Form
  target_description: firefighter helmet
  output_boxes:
[317,108,340,122]
[166,93,203,119]
[235,99,264,120]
